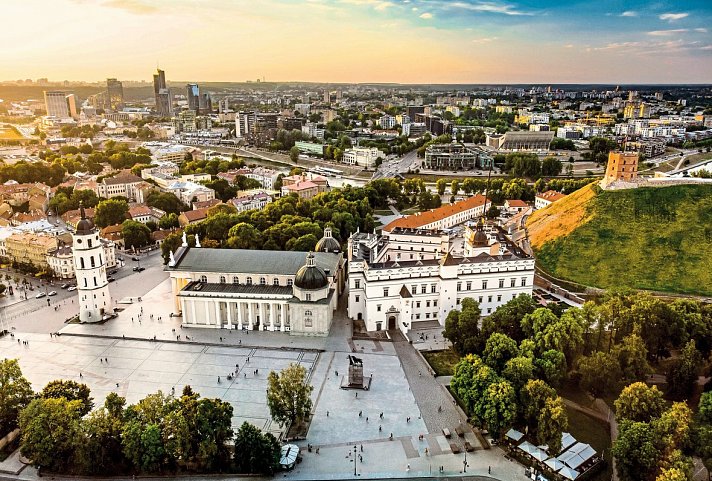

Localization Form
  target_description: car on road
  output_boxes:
[35,292,46,298]
[108,277,116,282]
[131,256,141,261]
[60,283,68,289]
[48,291,57,296]
[133,266,145,272]
[67,286,77,292]
[109,269,118,275]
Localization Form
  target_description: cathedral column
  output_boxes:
[215,301,222,328]
[270,303,276,331]
[280,303,286,332]
[226,302,233,329]
[248,302,254,330]
[237,302,243,330]
[191,299,197,326]
[205,301,212,327]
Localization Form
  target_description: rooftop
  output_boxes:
[383,194,489,231]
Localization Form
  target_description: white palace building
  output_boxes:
[166,229,345,336]
[347,222,535,333]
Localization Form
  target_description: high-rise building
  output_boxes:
[43,91,77,119]
[73,206,112,323]
[199,92,212,114]
[153,69,172,116]
[106,78,124,111]
[186,83,200,111]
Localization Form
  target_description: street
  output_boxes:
[0,249,166,334]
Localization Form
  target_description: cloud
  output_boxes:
[659,12,688,21]
[648,29,688,36]
[102,0,158,14]
[472,36,499,43]
[694,28,708,33]
[620,11,638,17]
[593,38,706,55]
[448,1,534,16]
[419,12,433,19]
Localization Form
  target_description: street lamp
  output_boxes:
[353,445,357,476]
[463,450,467,473]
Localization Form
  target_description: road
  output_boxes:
[0,249,166,334]
[373,150,420,180]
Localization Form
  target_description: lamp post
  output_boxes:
[354,445,358,476]
[463,450,467,473]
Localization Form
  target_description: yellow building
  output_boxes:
[5,232,57,271]
[603,151,639,186]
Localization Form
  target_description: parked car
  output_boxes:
[60,283,69,289]
[67,286,77,291]
[48,291,57,296]
[35,292,46,298]
[108,277,116,282]
[131,256,140,261]
[109,269,118,275]
[133,266,145,272]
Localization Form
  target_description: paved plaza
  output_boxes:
[0,267,529,481]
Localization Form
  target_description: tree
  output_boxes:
[483,333,519,372]
[699,392,712,424]
[19,397,83,472]
[158,213,180,230]
[535,349,567,388]
[289,146,300,163]
[41,379,94,416]
[0,359,33,435]
[450,180,460,195]
[541,156,563,176]
[613,420,661,481]
[443,299,481,354]
[480,293,538,342]
[233,422,280,474]
[78,402,127,474]
[666,340,702,400]
[146,191,187,215]
[94,199,129,228]
[266,363,313,428]
[122,220,152,250]
[615,383,666,423]
[479,380,517,438]
[226,223,262,249]
[502,356,535,391]
[614,331,652,382]
[436,178,447,196]
[577,351,621,397]
[521,379,557,427]
[538,396,568,454]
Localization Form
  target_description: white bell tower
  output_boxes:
[72,204,112,323]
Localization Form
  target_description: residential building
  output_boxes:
[96,171,147,202]
[383,195,491,232]
[295,141,326,157]
[128,205,166,224]
[47,239,117,279]
[302,122,325,140]
[5,231,57,271]
[178,207,210,227]
[229,192,272,212]
[245,167,281,190]
[165,238,346,335]
[379,114,396,129]
[153,69,172,117]
[535,190,567,209]
[423,143,477,170]
[166,181,216,206]
[342,147,382,168]
[504,199,529,213]
[347,225,534,332]
[43,91,77,119]
[106,78,124,111]
[281,173,329,199]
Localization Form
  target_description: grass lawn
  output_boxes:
[0,124,23,140]
[535,184,712,296]
[422,349,460,376]
[565,406,613,481]
[686,151,712,164]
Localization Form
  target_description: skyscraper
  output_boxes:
[43,91,77,119]
[106,78,124,111]
[186,83,200,111]
[153,68,172,117]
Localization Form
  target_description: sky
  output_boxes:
[1,0,711,84]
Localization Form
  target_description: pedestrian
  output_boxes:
[389,433,393,440]
[360,444,363,452]
[123,335,125,339]
[380,412,383,419]
[488,466,491,474]
[406,464,410,472]
[100,358,103,363]
[244,373,246,378]
[116,383,119,388]
[316,447,320,454]
[79,372,82,378]
[355,392,358,398]
[326,411,329,417]
[218,376,221,383]
[378,425,382,432]
[359,454,362,463]
[425,447,429,456]
[335,370,338,376]
[359,411,362,417]
[105,358,108,363]
[366,417,368,422]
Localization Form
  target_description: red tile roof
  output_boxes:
[384,194,489,231]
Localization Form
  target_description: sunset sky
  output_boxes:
[1,0,711,84]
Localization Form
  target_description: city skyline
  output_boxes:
[1,0,711,84]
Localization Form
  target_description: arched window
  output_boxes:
[90,256,95,268]
[220,276,226,284]
[260,277,266,285]
[273,278,280,286]
[305,310,312,316]
[233,276,239,284]
[246,277,253,285]
[287,279,293,286]
[80,258,85,269]
[88,239,92,248]
[200,275,207,283]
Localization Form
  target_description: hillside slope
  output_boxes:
[528,184,712,296]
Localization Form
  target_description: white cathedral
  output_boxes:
[72,205,113,323]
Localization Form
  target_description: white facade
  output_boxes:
[72,214,112,323]
[342,147,382,168]
[347,227,534,333]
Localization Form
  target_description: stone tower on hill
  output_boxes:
[602,150,639,188]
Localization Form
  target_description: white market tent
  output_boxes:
[279,444,299,469]
[519,441,538,456]
[559,466,580,480]
[505,428,525,442]
[545,457,565,471]
[560,432,577,452]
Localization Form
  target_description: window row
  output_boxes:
[198,275,293,287]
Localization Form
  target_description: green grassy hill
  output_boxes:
[532,184,712,296]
